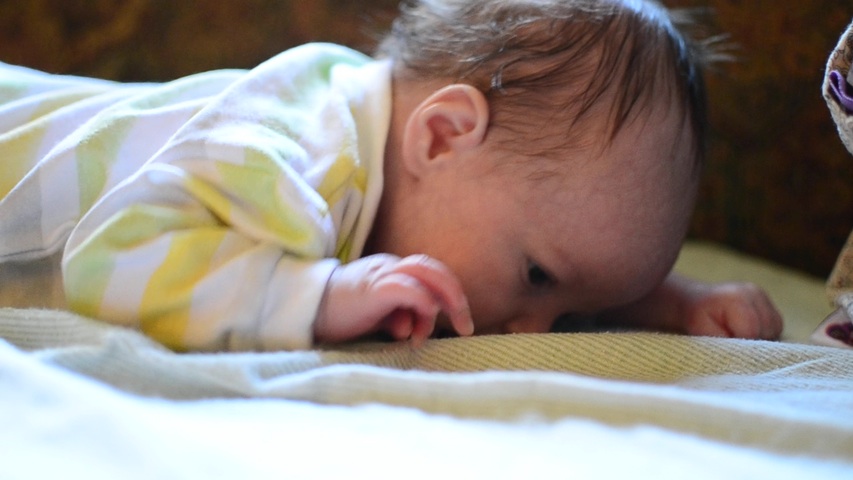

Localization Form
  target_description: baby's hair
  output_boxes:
[377,0,717,165]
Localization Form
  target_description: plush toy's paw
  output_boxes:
[828,70,853,113]
[811,307,853,349]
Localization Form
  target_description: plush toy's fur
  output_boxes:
[818,19,853,348]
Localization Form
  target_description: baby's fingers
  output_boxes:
[752,291,783,340]
[372,272,441,344]
[724,283,783,340]
[391,255,474,336]
[382,310,415,341]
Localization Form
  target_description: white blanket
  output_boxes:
[4,336,847,480]
[2,283,852,479]
[6,12,853,478]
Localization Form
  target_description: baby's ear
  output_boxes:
[401,84,489,176]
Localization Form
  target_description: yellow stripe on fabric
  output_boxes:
[65,204,195,318]
[65,202,223,342]
[139,227,226,352]
[316,150,365,261]
[315,151,359,208]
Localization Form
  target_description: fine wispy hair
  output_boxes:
[377,0,726,164]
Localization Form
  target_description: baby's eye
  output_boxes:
[527,261,554,288]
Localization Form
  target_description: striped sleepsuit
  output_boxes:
[0,44,391,351]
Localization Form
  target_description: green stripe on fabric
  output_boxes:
[62,229,117,320]
[0,79,27,104]
[0,123,48,198]
[0,88,118,198]
[74,114,136,213]
[212,148,327,257]
[72,71,240,212]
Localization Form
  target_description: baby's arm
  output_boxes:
[314,254,474,345]
[599,272,783,339]
[64,163,474,351]
[63,163,342,352]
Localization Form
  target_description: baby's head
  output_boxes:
[369,0,713,334]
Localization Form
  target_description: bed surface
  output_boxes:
[2,241,852,479]
[3,6,853,478]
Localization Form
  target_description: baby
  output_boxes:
[0,0,782,351]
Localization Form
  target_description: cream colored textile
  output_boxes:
[2,306,852,464]
[2,242,851,476]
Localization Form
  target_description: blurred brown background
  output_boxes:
[1,0,851,279]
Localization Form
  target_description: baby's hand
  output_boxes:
[681,281,783,340]
[313,254,474,346]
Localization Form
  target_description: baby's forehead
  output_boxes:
[489,87,697,172]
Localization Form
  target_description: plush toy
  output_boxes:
[819,19,853,348]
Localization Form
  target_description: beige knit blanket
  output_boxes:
[3,20,853,478]
[3,305,852,464]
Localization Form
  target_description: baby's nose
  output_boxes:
[504,314,555,334]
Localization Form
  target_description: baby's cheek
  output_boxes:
[468,296,517,335]
[453,264,520,333]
